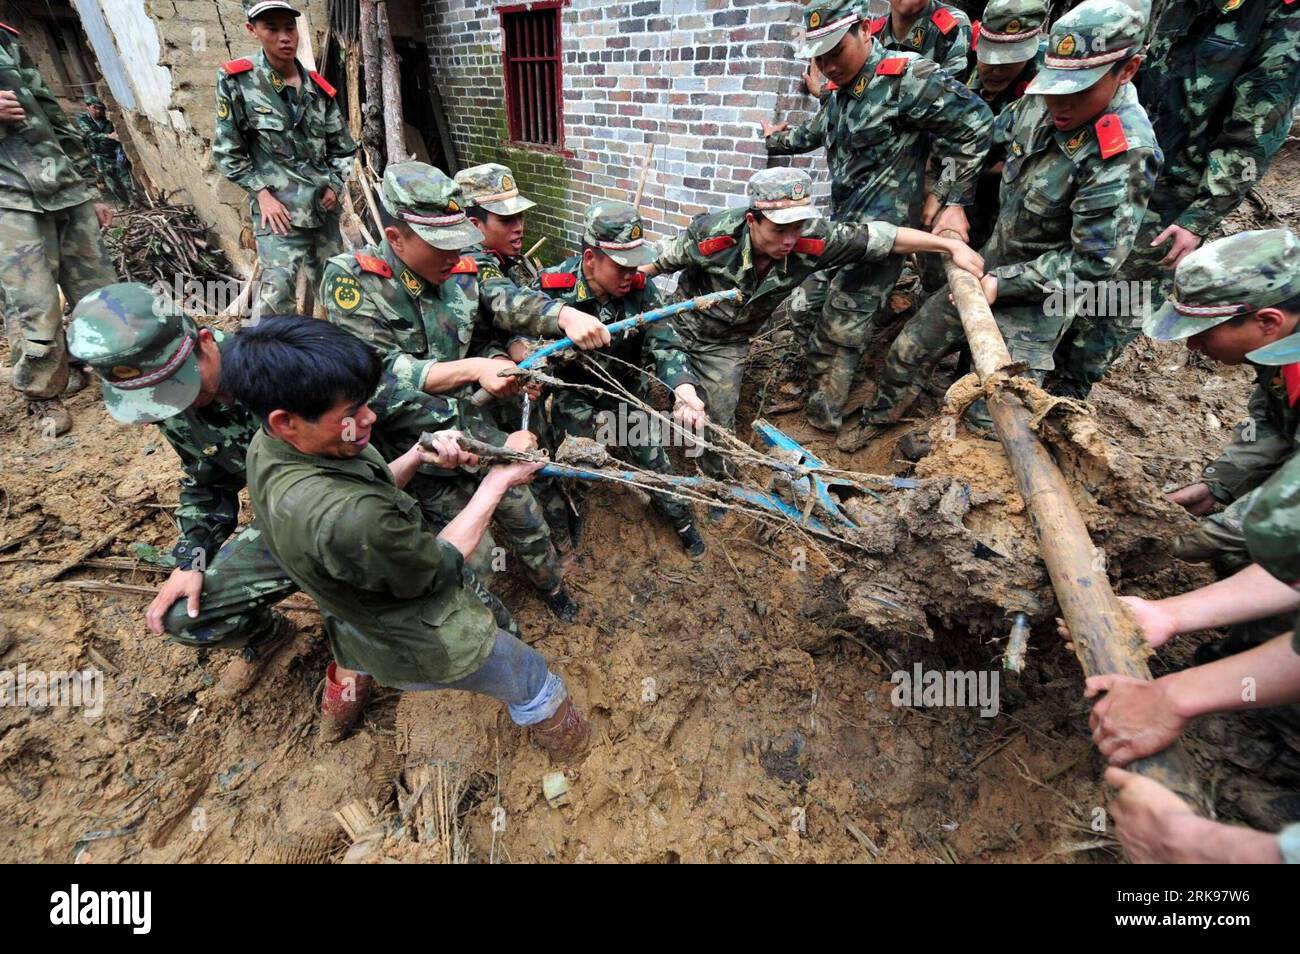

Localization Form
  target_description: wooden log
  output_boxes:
[939,232,1207,809]
[345,40,363,144]
[632,142,655,212]
[376,1,410,167]
[358,0,385,171]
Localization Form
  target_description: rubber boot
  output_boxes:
[320,661,374,743]
[531,697,591,762]
[214,615,292,698]
[804,349,859,433]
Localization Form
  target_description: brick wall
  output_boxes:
[423,0,880,261]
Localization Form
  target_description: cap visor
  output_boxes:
[795,26,850,60]
[977,38,1041,66]
[480,195,536,216]
[606,241,659,267]
[411,220,484,252]
[100,354,202,424]
[248,1,301,19]
[1142,301,1216,342]
[1246,332,1300,366]
[762,205,821,225]
[1023,63,1109,96]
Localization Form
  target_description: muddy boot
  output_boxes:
[542,585,579,623]
[530,697,591,762]
[214,615,293,698]
[320,661,374,742]
[27,398,72,437]
[676,521,706,558]
[63,366,90,396]
[804,352,858,433]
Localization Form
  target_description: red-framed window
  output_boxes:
[499,2,565,149]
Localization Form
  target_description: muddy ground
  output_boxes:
[2,141,1298,864]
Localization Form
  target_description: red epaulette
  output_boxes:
[1284,364,1300,407]
[971,21,980,46]
[869,16,887,35]
[309,71,337,97]
[354,252,393,278]
[222,58,255,75]
[1285,0,1296,6]
[876,57,909,76]
[932,7,959,35]
[1094,113,1129,159]
[0,22,19,36]
[793,237,825,256]
[631,272,647,289]
[540,272,577,290]
[824,80,840,92]
[1013,79,1029,98]
[450,257,477,275]
[697,235,736,256]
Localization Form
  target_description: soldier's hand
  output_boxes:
[1103,767,1201,864]
[672,384,708,432]
[0,90,25,123]
[321,187,338,212]
[558,308,612,350]
[802,67,824,99]
[146,567,204,635]
[416,430,477,469]
[921,193,942,228]
[504,429,539,453]
[980,273,998,305]
[761,119,789,139]
[1085,674,1188,766]
[931,204,970,241]
[946,240,984,278]
[1152,224,1202,269]
[257,188,293,237]
[93,203,114,229]
[487,459,546,490]
[477,357,523,398]
[1058,595,1178,653]
[1167,481,1216,516]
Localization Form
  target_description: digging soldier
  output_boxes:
[841,0,1163,452]
[76,95,133,207]
[65,283,513,730]
[0,20,116,437]
[765,0,993,435]
[643,167,984,477]
[528,200,708,556]
[213,0,356,320]
[1054,0,1300,398]
[1143,230,1300,575]
[320,162,579,621]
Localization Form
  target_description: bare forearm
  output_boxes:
[436,473,508,558]
[1164,814,1283,864]
[422,358,488,395]
[1161,564,1300,633]
[1165,633,1300,721]
[388,446,425,489]
[891,228,962,257]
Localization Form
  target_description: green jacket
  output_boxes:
[213,49,356,232]
[1138,0,1300,236]
[76,112,116,158]
[868,1,974,77]
[1203,364,1300,503]
[652,208,898,345]
[531,255,697,393]
[766,42,992,225]
[465,243,566,340]
[245,431,496,685]
[984,83,1162,302]
[0,24,97,213]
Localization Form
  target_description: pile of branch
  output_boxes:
[103,193,240,289]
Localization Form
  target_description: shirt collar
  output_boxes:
[259,430,391,482]
[255,49,308,98]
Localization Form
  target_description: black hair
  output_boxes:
[1221,292,1300,326]
[222,315,382,422]
[847,21,861,38]
[466,205,489,223]
[378,203,413,235]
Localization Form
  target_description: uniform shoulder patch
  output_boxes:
[222,58,255,75]
[0,22,19,36]
[1284,364,1300,407]
[793,237,826,256]
[876,57,909,76]
[697,235,737,256]
[869,16,887,34]
[971,21,980,46]
[631,272,647,290]
[1094,113,1129,159]
[309,71,337,97]
[354,252,393,278]
[450,256,477,275]
[326,273,364,313]
[932,7,959,34]
[540,272,578,290]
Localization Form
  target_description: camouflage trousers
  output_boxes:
[92,154,133,206]
[1053,211,1176,398]
[1171,487,1260,576]
[677,317,750,479]
[790,254,907,429]
[0,201,116,399]
[253,215,342,320]
[866,279,1072,428]
[547,387,694,528]
[164,520,516,649]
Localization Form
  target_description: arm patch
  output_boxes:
[540,272,578,290]
[1094,113,1129,159]
[697,235,736,256]
[793,237,826,256]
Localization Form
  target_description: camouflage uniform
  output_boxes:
[768,1,993,429]
[1144,230,1300,571]
[859,0,1161,432]
[320,162,564,594]
[65,282,512,652]
[1057,0,1300,396]
[76,96,132,206]
[0,22,115,405]
[652,167,898,475]
[213,7,356,320]
[868,0,974,77]
[531,201,698,531]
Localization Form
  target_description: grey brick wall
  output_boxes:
[422,0,850,259]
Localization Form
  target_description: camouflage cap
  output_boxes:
[84,95,105,107]
[381,162,482,252]
[583,201,657,267]
[795,1,867,59]
[454,163,536,216]
[1024,0,1143,96]
[747,168,822,225]
[1243,458,1300,585]
[977,0,1048,65]
[243,0,301,20]
[1145,230,1300,342]
[67,283,202,425]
